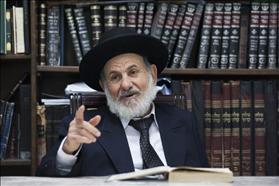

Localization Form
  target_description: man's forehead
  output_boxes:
[104,53,145,72]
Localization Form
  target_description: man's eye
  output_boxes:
[129,69,138,75]
[110,75,120,82]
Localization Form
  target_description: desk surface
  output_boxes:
[1,176,279,186]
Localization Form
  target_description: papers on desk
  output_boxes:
[107,166,233,183]
[64,82,99,95]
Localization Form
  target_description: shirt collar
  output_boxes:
[120,102,158,129]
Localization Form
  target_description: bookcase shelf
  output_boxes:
[37,66,279,78]
[0,159,31,166]
[0,54,31,61]
[1,0,274,177]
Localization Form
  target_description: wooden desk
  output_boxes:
[1,176,278,186]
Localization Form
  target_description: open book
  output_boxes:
[107,166,233,183]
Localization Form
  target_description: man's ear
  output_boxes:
[150,64,157,84]
[99,80,104,91]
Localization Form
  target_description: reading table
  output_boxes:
[1,176,279,186]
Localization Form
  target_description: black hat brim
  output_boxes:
[79,32,168,91]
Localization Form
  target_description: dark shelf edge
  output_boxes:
[0,54,32,60]
[0,159,31,166]
[37,66,279,77]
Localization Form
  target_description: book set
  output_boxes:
[36,1,279,69]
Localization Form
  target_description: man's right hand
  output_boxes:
[62,105,101,154]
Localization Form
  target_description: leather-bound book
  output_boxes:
[230,80,241,176]
[257,2,269,69]
[170,3,196,68]
[240,81,253,175]
[104,5,118,32]
[228,3,241,69]
[126,2,138,31]
[90,5,102,46]
[208,3,224,69]
[150,3,168,40]
[248,2,260,69]
[222,82,232,169]
[65,8,82,64]
[74,7,91,56]
[210,81,223,168]
[167,4,186,66]
[267,3,277,69]
[197,3,214,69]
[136,3,145,34]
[142,2,155,35]
[253,80,266,175]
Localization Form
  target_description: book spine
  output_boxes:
[104,5,118,32]
[6,9,12,54]
[73,7,91,56]
[208,3,224,69]
[267,3,277,69]
[257,3,269,69]
[39,3,47,66]
[240,81,253,175]
[118,5,127,28]
[126,2,138,31]
[230,80,241,176]
[167,4,186,66]
[181,81,192,112]
[142,2,154,35]
[136,3,145,34]
[36,104,47,165]
[65,8,82,64]
[248,2,260,69]
[265,80,278,175]
[203,81,212,166]
[19,85,31,160]
[238,4,250,68]
[59,5,64,66]
[191,80,205,147]
[0,0,6,54]
[253,80,265,176]
[0,102,15,159]
[90,5,102,47]
[23,0,30,54]
[210,81,223,168]
[228,3,241,69]
[197,3,214,69]
[150,3,168,40]
[222,82,231,169]
[160,4,179,48]
[179,3,204,69]
[47,6,61,66]
[220,3,232,69]
[14,7,25,54]
[170,3,196,68]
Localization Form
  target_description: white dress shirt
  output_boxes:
[56,103,167,174]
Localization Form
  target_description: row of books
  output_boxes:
[0,0,30,55]
[0,85,31,160]
[38,1,204,67]
[197,2,279,69]
[0,100,15,159]
[38,1,279,69]
[171,80,279,176]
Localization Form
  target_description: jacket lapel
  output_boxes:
[155,104,187,167]
[97,108,134,173]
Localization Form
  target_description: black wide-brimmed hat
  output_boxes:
[79,28,168,91]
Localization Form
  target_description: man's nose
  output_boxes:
[120,75,133,90]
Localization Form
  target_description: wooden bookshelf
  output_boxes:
[1,0,277,177]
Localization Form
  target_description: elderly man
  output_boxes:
[36,28,207,177]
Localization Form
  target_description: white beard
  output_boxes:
[104,74,158,121]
